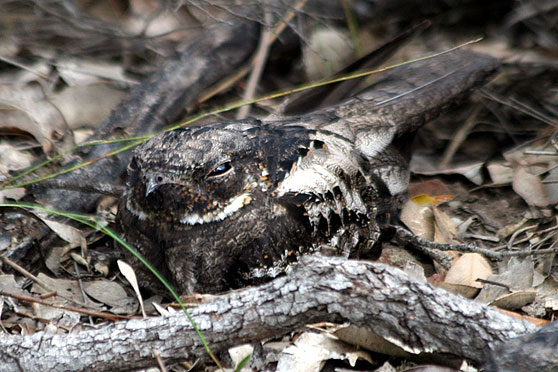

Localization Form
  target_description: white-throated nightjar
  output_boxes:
[117,49,499,294]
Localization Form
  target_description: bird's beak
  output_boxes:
[145,176,163,196]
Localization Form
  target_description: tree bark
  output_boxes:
[0,256,535,372]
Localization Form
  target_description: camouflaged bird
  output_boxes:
[117,49,499,294]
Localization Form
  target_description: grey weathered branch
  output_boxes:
[0,256,535,372]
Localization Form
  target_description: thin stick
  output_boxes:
[0,254,94,309]
[152,349,168,372]
[439,106,480,169]
[0,290,130,322]
[394,226,558,260]
[197,0,308,105]
[236,11,274,119]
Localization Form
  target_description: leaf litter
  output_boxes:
[0,0,557,371]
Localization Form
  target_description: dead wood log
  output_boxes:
[0,256,535,372]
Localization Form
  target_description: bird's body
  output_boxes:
[118,49,499,294]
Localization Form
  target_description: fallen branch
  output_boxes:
[0,256,535,372]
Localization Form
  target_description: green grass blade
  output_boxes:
[1,41,480,192]
[0,202,222,368]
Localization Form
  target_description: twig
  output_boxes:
[476,279,511,291]
[506,224,538,250]
[0,290,130,322]
[393,225,558,260]
[439,106,480,169]
[236,11,274,119]
[0,255,96,309]
[73,261,95,326]
[0,55,50,80]
[400,236,454,269]
[196,0,308,105]
[152,349,168,372]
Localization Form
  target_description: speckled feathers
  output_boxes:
[117,49,500,294]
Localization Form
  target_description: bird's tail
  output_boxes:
[339,48,500,136]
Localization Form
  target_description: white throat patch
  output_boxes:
[180,192,253,225]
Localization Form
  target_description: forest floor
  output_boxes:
[0,1,557,371]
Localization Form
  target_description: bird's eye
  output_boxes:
[208,162,232,178]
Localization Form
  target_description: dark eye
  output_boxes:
[208,162,232,178]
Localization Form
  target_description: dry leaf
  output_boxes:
[433,207,458,244]
[0,188,25,203]
[334,324,412,358]
[534,253,555,287]
[400,199,434,240]
[408,179,453,201]
[0,274,27,296]
[117,260,146,318]
[152,302,171,317]
[83,279,137,314]
[44,246,66,276]
[512,165,551,207]
[228,344,254,372]
[36,306,82,328]
[401,181,454,242]
[404,261,427,283]
[412,194,454,206]
[476,257,534,304]
[375,362,397,372]
[411,153,484,185]
[0,143,30,202]
[56,58,137,86]
[277,331,372,372]
[0,83,73,152]
[0,143,34,171]
[302,27,354,80]
[31,213,85,247]
[50,83,126,129]
[522,276,558,318]
[30,273,104,311]
[444,253,493,289]
[436,282,480,299]
[126,0,188,40]
[73,128,95,144]
[486,160,514,184]
[491,289,536,310]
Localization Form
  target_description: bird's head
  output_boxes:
[123,122,271,226]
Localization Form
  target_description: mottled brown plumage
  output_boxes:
[117,49,499,294]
